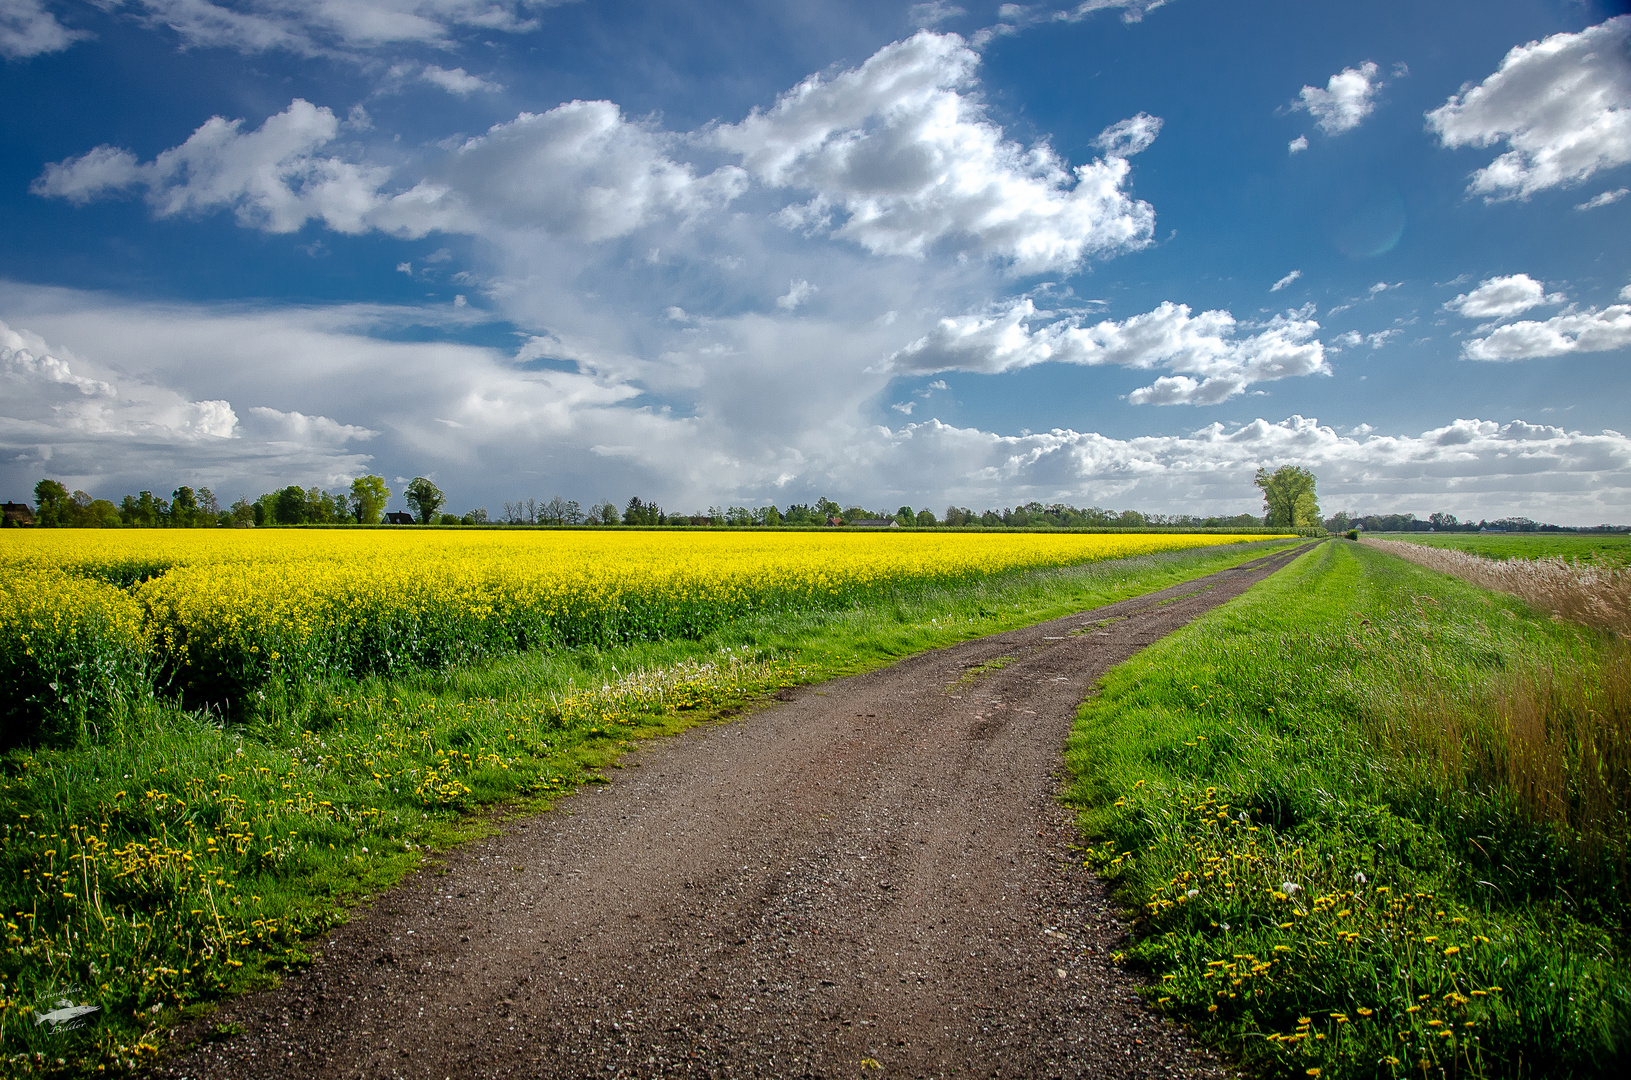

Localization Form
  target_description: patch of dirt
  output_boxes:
[154,544,1310,1079]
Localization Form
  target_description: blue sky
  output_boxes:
[3,0,1630,523]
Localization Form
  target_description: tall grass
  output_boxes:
[1068,541,1630,1079]
[1366,537,1631,637]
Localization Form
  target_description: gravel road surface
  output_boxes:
[155,543,1310,1080]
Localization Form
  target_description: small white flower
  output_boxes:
[1186,888,1200,898]
[1353,871,1367,884]
[1282,882,1302,894]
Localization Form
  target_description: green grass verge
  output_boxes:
[1066,540,1630,1080]
[0,539,1295,1077]
[1372,533,1630,566]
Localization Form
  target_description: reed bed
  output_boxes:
[1365,537,1631,637]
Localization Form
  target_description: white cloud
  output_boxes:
[32,99,392,234]
[1,315,384,492]
[1330,330,1363,350]
[888,298,1328,405]
[776,279,817,310]
[1270,269,1301,292]
[1444,273,1564,319]
[8,286,1631,522]
[119,0,566,57]
[1368,281,1400,295]
[1426,16,1631,200]
[421,65,501,96]
[1,0,86,59]
[1463,305,1631,360]
[1576,187,1628,210]
[714,31,1157,274]
[1291,61,1383,135]
[1094,112,1163,156]
[829,414,1631,524]
[35,97,748,243]
[1288,135,1308,154]
[908,2,964,27]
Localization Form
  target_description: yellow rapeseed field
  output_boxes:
[2,529,1278,710]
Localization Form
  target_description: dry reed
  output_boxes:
[1364,537,1631,636]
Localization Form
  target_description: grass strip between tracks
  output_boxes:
[1068,539,1630,1080]
[0,538,1294,1077]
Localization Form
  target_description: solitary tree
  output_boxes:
[350,475,391,524]
[33,479,69,526]
[405,477,446,524]
[1255,466,1320,528]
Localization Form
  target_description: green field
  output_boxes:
[0,540,1293,1077]
[1375,532,1630,566]
[1068,540,1629,1079]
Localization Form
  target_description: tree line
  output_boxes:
[12,476,453,528]
[9,465,1364,532]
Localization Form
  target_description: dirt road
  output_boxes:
[156,543,1310,1080]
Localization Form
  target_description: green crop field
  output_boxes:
[1375,532,1630,566]
[1068,539,1629,1080]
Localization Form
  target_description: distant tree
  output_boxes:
[405,477,446,525]
[463,507,489,525]
[915,508,937,527]
[1255,466,1319,528]
[274,485,309,525]
[624,497,663,525]
[591,500,620,525]
[896,505,915,526]
[759,505,782,526]
[724,505,751,526]
[350,475,391,524]
[229,497,256,527]
[34,479,69,526]
[171,486,200,527]
[438,513,461,525]
[120,491,167,528]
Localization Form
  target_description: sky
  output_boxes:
[3,0,1631,524]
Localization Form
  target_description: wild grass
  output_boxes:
[0,539,1295,1077]
[1367,537,1631,637]
[1067,540,1630,1080]
[1372,534,1629,567]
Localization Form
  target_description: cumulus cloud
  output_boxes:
[1270,270,1301,292]
[34,97,747,242]
[1288,135,1308,154]
[1426,17,1631,200]
[1444,273,1563,319]
[908,1,964,27]
[421,65,501,95]
[838,414,1631,524]
[1,0,86,59]
[776,280,817,310]
[714,32,1157,273]
[117,0,565,57]
[1291,61,1383,135]
[32,99,392,234]
[1,316,387,492]
[1462,305,1631,360]
[1576,187,1628,210]
[888,298,1328,405]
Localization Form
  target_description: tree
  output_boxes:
[590,500,619,525]
[34,479,69,526]
[915,508,937,527]
[274,485,309,525]
[1255,466,1319,528]
[350,475,391,524]
[405,477,445,525]
[171,486,199,527]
